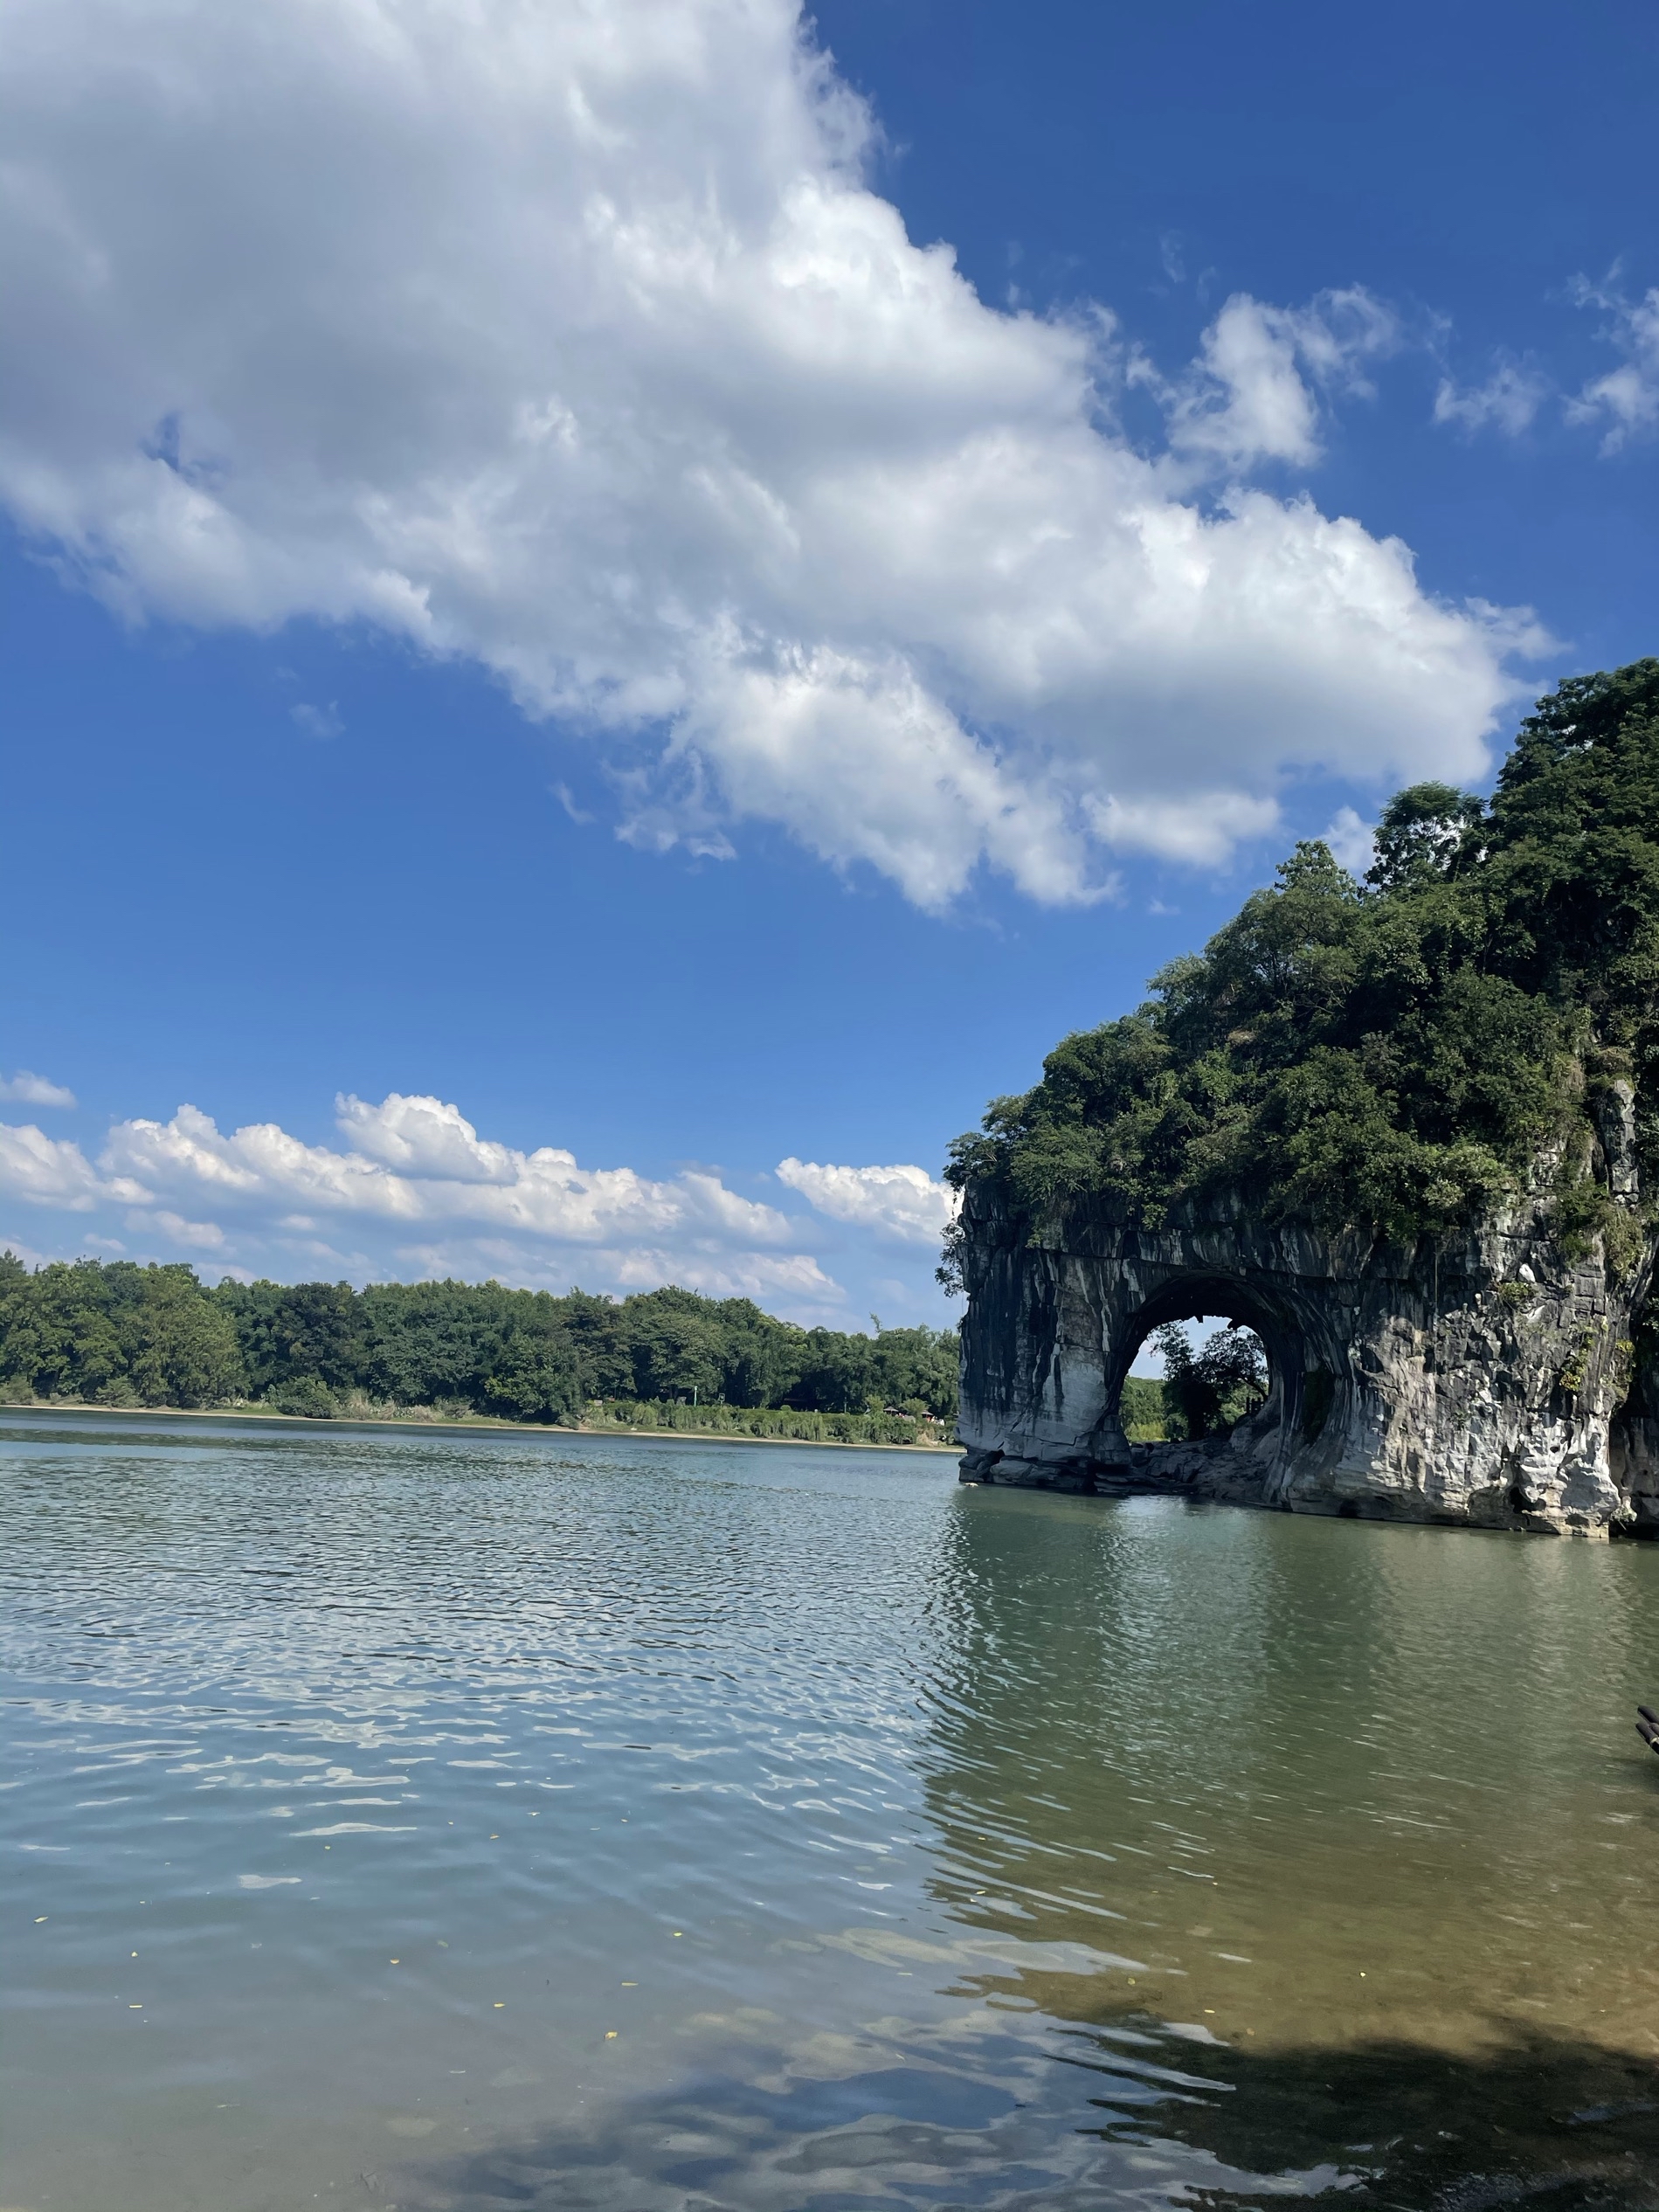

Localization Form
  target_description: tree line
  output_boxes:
[0,1254,961,1429]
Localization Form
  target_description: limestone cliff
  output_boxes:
[950,661,1659,1538]
[956,1087,1656,1538]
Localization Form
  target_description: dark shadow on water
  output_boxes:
[396,2025,1659,2212]
[1089,2024,1659,2211]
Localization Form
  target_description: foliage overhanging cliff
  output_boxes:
[944,660,1659,1266]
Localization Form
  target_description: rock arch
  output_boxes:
[1103,1275,1289,1479]
[954,1178,1647,1536]
[1108,1268,1285,1421]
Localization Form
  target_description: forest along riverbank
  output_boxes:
[0,1258,961,1433]
[8,1410,1659,2212]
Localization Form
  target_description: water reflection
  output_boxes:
[5,1413,1659,2212]
[365,2026,1659,2210]
[919,1491,1659,2043]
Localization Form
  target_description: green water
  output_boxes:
[5,1409,1659,2211]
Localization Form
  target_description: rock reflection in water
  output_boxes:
[917,1487,1659,2058]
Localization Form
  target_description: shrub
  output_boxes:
[268,1376,341,1420]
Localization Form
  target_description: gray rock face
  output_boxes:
[956,1103,1656,1538]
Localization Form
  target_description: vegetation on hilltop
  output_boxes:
[944,660,1659,1262]
[0,1257,959,1427]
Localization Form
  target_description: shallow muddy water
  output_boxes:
[5,1408,1659,2210]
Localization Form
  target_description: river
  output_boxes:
[5,1408,1659,2210]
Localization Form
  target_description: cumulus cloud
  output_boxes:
[1087,788,1282,868]
[102,1091,805,1254]
[148,1209,227,1251]
[0,1089,924,1317]
[776,1158,957,1245]
[0,1068,77,1108]
[1568,280,1659,453]
[0,0,1545,906]
[0,1123,98,1209]
[1433,361,1550,438]
[0,1122,142,1211]
[1159,287,1399,473]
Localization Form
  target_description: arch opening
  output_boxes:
[1099,1271,1310,1476]
[1142,1315,1270,1441]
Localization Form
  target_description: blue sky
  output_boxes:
[2,0,1655,1326]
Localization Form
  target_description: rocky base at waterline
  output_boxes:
[955,1130,1659,1539]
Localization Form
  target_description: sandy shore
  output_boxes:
[0,1398,962,1455]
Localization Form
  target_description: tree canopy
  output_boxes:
[1153,1323,1269,1440]
[945,660,1659,1256]
[0,1258,959,1423]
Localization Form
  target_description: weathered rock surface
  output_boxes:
[957,1097,1656,1537]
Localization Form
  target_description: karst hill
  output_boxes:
[946,659,1659,1535]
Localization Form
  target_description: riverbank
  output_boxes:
[0,1258,962,1446]
[0,1397,963,1454]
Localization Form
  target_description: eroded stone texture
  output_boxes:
[956,1129,1654,1537]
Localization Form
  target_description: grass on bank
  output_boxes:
[584,1398,955,1446]
[0,1381,959,1449]
[0,1344,1203,1448]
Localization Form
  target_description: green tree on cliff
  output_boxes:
[945,659,1659,1258]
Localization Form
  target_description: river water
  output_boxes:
[6,1409,1659,2212]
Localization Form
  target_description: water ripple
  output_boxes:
[6,1409,1659,2211]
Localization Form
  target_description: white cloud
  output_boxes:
[777,1158,957,1246]
[1433,361,1550,438]
[0,0,1544,906]
[392,1236,839,1307]
[1320,805,1376,876]
[0,1069,77,1109]
[149,1209,227,1251]
[0,1088,977,1316]
[0,1089,892,1317]
[0,1231,61,1269]
[0,1123,143,1211]
[1568,281,1659,453]
[100,1094,805,1258]
[335,1092,522,1185]
[1087,788,1282,868]
[1160,287,1398,473]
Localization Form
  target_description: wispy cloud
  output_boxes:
[1155,287,1400,474]
[290,701,343,739]
[1432,360,1550,438]
[1428,272,1659,455]
[1567,276,1659,453]
[0,1069,77,1109]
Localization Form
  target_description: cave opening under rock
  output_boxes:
[1102,1272,1313,1475]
